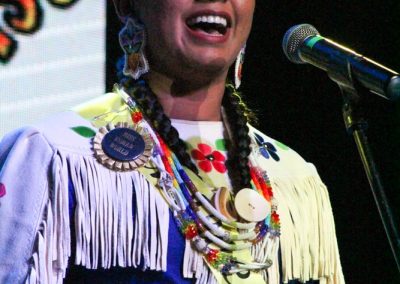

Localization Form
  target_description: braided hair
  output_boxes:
[120,76,253,194]
[222,84,252,192]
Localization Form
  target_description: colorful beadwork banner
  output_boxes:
[0,0,105,136]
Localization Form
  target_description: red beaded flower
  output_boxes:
[191,143,226,173]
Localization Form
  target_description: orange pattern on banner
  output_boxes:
[49,0,77,7]
[0,30,16,62]
[7,0,41,32]
[0,0,79,63]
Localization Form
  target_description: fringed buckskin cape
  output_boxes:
[0,92,344,284]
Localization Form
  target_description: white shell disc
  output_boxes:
[234,188,270,222]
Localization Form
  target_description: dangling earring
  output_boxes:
[234,44,246,89]
[119,17,149,80]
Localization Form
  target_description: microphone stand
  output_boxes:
[332,65,400,273]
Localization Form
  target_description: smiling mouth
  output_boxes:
[186,14,231,36]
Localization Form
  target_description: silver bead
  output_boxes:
[222,232,231,242]
[193,237,208,252]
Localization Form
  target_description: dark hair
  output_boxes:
[120,76,253,193]
[222,84,252,192]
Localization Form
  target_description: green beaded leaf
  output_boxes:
[70,126,96,138]
[215,139,227,151]
[275,141,290,151]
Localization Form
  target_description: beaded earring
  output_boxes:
[119,17,149,79]
[234,44,246,89]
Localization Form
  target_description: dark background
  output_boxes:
[106,2,400,283]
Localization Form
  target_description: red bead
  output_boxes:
[208,255,217,262]
[195,221,205,233]
[272,212,280,222]
[185,224,198,239]
[206,249,219,263]
[132,112,143,123]
[262,190,271,201]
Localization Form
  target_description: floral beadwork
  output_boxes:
[275,140,290,151]
[215,138,227,151]
[175,209,239,271]
[191,143,227,173]
[176,210,199,240]
[70,126,96,138]
[206,248,235,270]
[254,133,280,162]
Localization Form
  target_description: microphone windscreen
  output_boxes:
[282,24,319,64]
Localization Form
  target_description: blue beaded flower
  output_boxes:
[254,133,280,162]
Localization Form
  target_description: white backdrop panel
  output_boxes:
[0,0,105,137]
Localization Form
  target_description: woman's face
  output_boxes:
[133,0,255,83]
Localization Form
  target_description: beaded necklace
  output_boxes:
[116,83,280,275]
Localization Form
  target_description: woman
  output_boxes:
[0,0,344,283]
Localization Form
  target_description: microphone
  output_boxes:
[282,24,400,101]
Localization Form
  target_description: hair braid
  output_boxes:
[222,85,252,193]
[120,77,253,193]
[121,77,199,174]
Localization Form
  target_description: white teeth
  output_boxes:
[188,15,228,28]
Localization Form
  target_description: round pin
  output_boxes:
[92,122,153,171]
[102,127,145,162]
[234,188,270,222]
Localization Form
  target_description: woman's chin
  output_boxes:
[181,61,229,83]
[187,51,232,73]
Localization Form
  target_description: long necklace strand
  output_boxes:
[117,84,280,274]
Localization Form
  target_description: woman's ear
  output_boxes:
[112,0,134,21]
